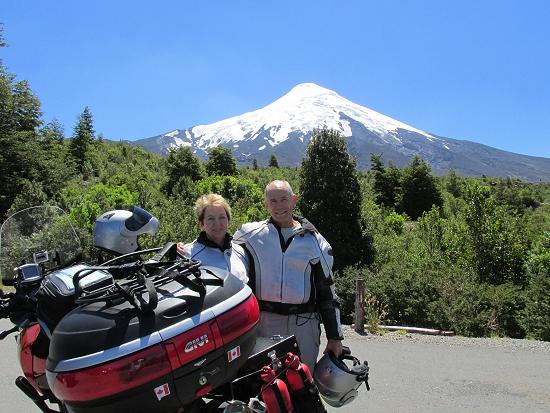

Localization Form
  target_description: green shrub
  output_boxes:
[334,265,371,324]
[196,175,263,208]
[520,243,550,340]
[384,211,405,234]
[61,182,137,231]
[463,182,528,286]
[521,271,550,341]
[149,197,197,247]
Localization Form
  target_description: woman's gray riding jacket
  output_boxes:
[182,232,249,284]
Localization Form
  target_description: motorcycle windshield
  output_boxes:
[0,206,82,284]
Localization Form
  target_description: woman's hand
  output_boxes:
[176,242,186,255]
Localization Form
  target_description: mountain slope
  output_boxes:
[133,83,550,182]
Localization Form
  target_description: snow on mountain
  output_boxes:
[191,83,435,146]
[133,83,550,182]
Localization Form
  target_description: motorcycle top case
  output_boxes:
[45,266,259,413]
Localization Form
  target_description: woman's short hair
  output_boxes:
[195,194,232,222]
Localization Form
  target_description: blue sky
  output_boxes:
[2,0,549,157]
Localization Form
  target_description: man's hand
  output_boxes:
[324,339,343,358]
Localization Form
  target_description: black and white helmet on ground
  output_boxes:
[313,346,369,408]
[93,206,159,255]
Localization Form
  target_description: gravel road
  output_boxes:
[2,319,549,412]
[322,326,550,412]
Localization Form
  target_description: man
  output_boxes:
[233,180,343,369]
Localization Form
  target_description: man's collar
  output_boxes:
[268,215,318,233]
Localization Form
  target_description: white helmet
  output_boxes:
[313,347,369,407]
[93,206,159,255]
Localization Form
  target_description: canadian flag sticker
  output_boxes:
[227,345,241,362]
[154,383,171,401]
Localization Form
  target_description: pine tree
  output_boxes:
[446,169,463,197]
[398,156,443,219]
[0,63,43,217]
[43,119,64,142]
[371,153,401,208]
[268,154,279,168]
[299,128,369,270]
[163,146,204,196]
[7,179,48,214]
[38,120,72,199]
[206,147,237,176]
[70,106,95,174]
[252,158,259,170]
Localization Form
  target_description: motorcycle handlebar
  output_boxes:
[0,301,9,319]
[0,291,15,319]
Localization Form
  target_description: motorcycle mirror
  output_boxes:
[1,276,15,286]
[33,250,49,264]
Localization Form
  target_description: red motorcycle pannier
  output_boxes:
[45,266,259,413]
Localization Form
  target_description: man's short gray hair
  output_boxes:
[264,180,294,199]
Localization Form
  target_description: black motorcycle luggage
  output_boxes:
[45,266,259,413]
[37,264,113,334]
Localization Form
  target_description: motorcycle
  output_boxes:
[0,206,317,413]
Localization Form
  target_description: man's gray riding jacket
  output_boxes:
[233,217,343,340]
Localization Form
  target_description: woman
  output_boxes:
[177,194,248,283]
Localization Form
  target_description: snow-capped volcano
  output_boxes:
[189,82,434,147]
[133,83,550,181]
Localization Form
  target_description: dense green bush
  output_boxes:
[521,270,550,341]
[520,235,550,340]
[61,182,137,231]
[334,265,374,325]
[149,197,197,247]
[463,182,528,286]
[334,197,530,338]
[384,211,406,234]
[195,175,267,231]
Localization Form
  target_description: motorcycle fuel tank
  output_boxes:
[45,266,259,413]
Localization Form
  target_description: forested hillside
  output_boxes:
[1,32,549,341]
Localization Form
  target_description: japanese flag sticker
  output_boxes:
[154,383,171,401]
[227,345,241,362]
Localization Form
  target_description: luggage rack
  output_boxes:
[72,243,223,312]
